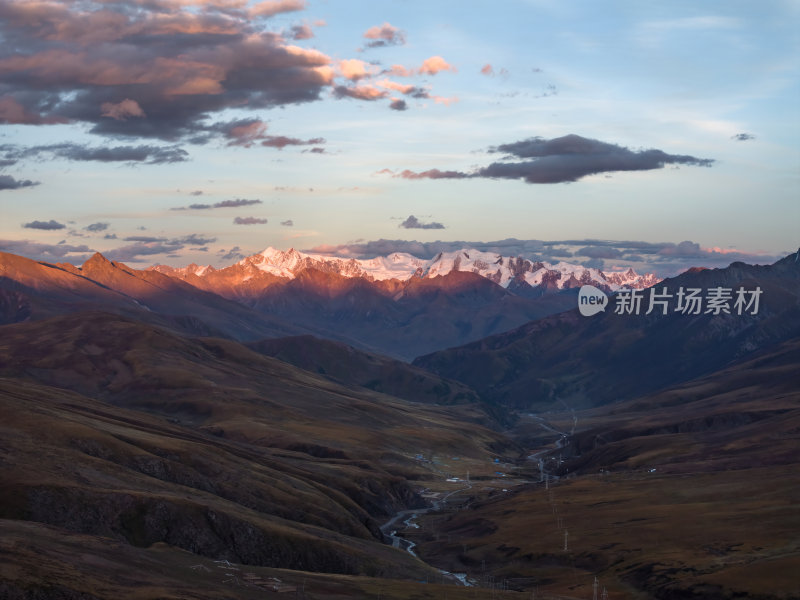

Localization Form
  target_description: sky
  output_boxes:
[0,0,798,276]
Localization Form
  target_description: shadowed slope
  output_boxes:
[415,253,800,410]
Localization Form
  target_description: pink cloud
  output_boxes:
[386,64,413,77]
[249,0,306,18]
[227,120,268,146]
[363,22,405,47]
[480,63,494,76]
[376,78,416,94]
[101,99,146,120]
[432,95,459,106]
[338,59,376,81]
[0,96,67,124]
[418,56,456,75]
[333,84,388,101]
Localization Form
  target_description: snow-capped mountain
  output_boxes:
[153,247,660,292]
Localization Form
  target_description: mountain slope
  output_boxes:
[247,334,481,406]
[414,252,800,410]
[0,251,305,341]
[0,311,519,586]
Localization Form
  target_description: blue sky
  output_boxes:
[0,0,797,275]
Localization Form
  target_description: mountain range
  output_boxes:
[415,252,800,410]
[1,247,659,361]
[151,247,659,360]
[1,246,798,599]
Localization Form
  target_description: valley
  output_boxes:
[0,249,798,599]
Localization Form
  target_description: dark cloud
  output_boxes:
[581,258,605,270]
[576,246,623,259]
[288,24,313,40]
[219,246,246,261]
[23,219,65,230]
[233,216,268,225]
[390,168,470,180]
[385,134,713,184]
[104,233,118,240]
[179,234,216,245]
[399,215,445,230]
[84,222,110,232]
[190,190,204,196]
[389,99,408,111]
[333,85,389,101]
[303,147,326,154]
[0,174,39,190]
[0,238,93,263]
[104,233,216,262]
[731,133,755,141]
[0,0,333,142]
[1,143,188,164]
[280,219,294,226]
[172,198,262,210]
[261,135,325,149]
[123,236,167,243]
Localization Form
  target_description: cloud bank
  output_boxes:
[383,134,713,184]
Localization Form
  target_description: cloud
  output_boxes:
[100,99,146,121]
[363,22,406,48]
[389,99,408,111]
[219,245,245,261]
[333,84,388,101]
[480,63,494,76]
[207,118,325,150]
[399,215,445,230]
[576,245,623,259]
[418,56,456,75]
[22,219,65,230]
[215,119,269,147]
[104,233,217,262]
[85,222,110,232]
[0,96,68,125]
[261,135,325,149]
[172,198,262,210]
[0,174,39,190]
[249,0,307,18]
[1,143,188,164]
[304,238,783,277]
[123,235,166,242]
[338,59,377,81]
[280,219,294,226]
[104,233,118,240]
[385,134,713,184]
[388,168,470,180]
[731,132,755,141]
[233,216,268,225]
[288,24,313,40]
[0,238,93,262]
[190,190,203,196]
[0,0,334,142]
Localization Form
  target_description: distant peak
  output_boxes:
[82,252,113,270]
